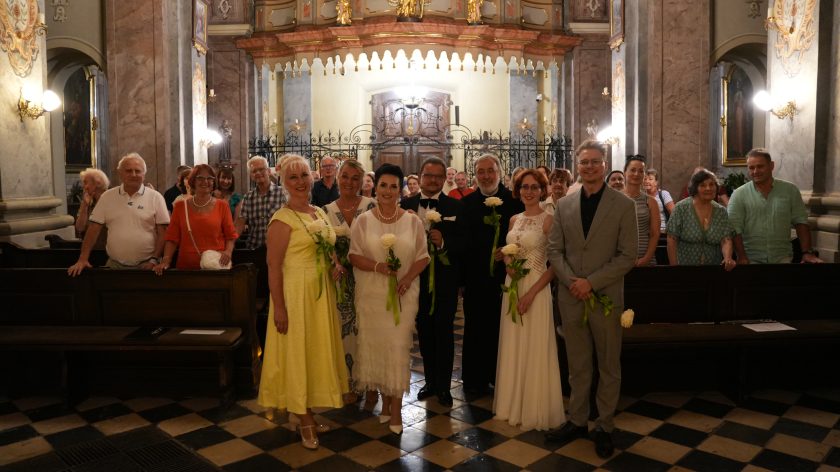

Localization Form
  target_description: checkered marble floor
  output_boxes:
[3,317,840,470]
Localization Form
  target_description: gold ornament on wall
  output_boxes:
[387,0,431,21]
[768,0,816,77]
[0,0,46,77]
[336,0,351,25]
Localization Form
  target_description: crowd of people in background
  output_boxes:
[67,143,824,457]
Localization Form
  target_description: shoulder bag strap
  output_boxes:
[658,190,669,221]
[183,200,202,254]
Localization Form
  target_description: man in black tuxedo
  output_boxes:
[459,154,524,394]
[401,157,464,406]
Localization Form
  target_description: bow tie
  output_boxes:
[419,198,438,209]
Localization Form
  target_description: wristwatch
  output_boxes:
[803,248,818,256]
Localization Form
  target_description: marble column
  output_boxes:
[636,0,711,194]
[207,33,255,189]
[104,0,194,189]
[569,36,611,163]
[0,0,75,246]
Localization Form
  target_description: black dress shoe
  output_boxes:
[417,384,435,401]
[437,390,453,407]
[545,422,587,444]
[592,428,614,458]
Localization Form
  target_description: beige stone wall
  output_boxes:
[0,0,74,246]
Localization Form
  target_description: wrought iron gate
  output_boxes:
[248,127,573,176]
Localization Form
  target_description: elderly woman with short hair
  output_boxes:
[75,168,110,245]
[541,168,573,214]
[666,169,736,270]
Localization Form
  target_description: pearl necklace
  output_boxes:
[192,196,213,208]
[377,204,398,222]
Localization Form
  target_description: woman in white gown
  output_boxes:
[494,169,565,431]
[349,163,429,434]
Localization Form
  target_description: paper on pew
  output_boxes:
[742,322,796,332]
[180,329,226,335]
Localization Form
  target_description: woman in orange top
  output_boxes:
[155,164,238,272]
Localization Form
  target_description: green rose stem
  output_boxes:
[385,247,402,325]
[501,254,529,324]
[581,291,614,327]
[484,207,501,276]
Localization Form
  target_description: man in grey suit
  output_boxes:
[545,140,638,458]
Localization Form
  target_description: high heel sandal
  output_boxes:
[288,412,330,433]
[363,391,378,412]
[298,424,319,450]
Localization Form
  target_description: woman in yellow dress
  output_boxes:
[258,155,348,450]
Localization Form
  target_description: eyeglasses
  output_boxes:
[250,167,269,174]
[320,164,336,169]
[195,176,215,182]
[577,159,604,167]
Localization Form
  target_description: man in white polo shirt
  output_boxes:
[68,153,169,276]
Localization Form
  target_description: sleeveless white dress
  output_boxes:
[493,211,565,431]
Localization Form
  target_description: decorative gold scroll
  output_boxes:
[0,0,44,77]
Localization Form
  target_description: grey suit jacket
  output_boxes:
[547,186,638,309]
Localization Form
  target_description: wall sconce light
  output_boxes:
[18,86,61,121]
[596,126,620,146]
[517,117,532,132]
[290,118,306,133]
[753,90,797,121]
[601,87,611,101]
[200,129,223,149]
[207,88,217,103]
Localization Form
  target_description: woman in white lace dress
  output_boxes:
[494,169,565,431]
[348,164,429,434]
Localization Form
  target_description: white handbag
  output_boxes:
[184,200,232,270]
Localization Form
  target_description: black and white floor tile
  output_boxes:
[2,315,840,471]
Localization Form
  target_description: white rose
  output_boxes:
[620,309,635,328]
[325,226,337,245]
[500,243,520,256]
[333,226,349,237]
[425,209,442,224]
[381,233,397,249]
[306,219,326,236]
[484,196,503,207]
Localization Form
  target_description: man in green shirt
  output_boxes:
[727,148,822,264]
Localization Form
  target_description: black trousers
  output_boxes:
[416,304,456,393]
[460,282,502,390]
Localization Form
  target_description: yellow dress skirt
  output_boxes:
[258,207,348,413]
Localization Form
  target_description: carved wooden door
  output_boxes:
[370,90,450,174]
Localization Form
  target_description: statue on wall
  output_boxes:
[336,0,351,25]
[467,0,482,24]
[388,0,429,21]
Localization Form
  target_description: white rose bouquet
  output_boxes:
[424,209,450,315]
[304,217,336,300]
[500,243,530,325]
[381,233,402,325]
[483,196,503,276]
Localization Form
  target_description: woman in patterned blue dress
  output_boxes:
[666,168,737,270]
[324,159,376,404]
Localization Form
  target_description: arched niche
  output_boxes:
[709,42,766,172]
[47,47,108,219]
